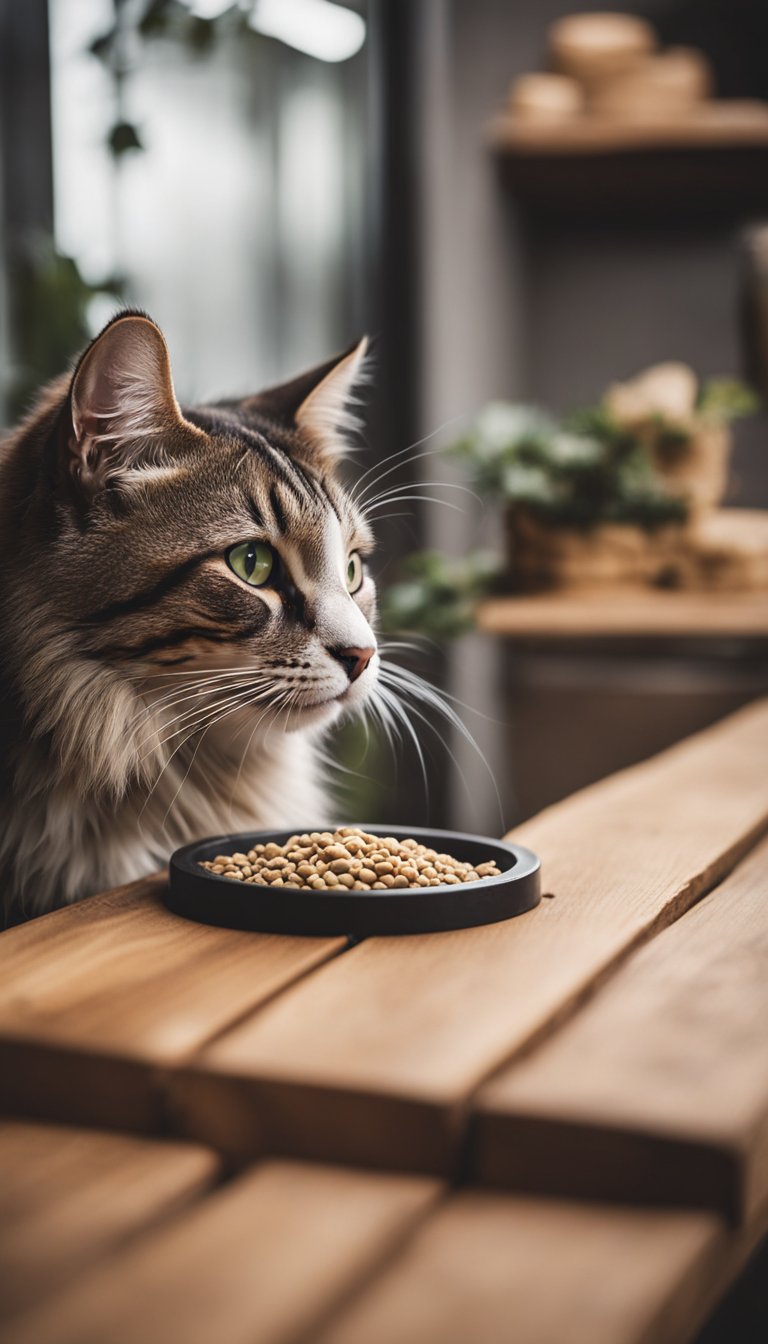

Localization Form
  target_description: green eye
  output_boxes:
[346,552,363,594]
[227,541,274,587]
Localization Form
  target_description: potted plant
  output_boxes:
[449,369,757,591]
[450,400,683,590]
[603,363,758,517]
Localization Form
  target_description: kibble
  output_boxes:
[199,828,502,891]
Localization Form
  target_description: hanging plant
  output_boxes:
[6,235,122,421]
[89,0,257,157]
[380,550,501,639]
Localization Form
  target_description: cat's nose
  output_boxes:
[329,646,376,683]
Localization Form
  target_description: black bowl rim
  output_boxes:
[168,825,540,935]
[170,823,540,902]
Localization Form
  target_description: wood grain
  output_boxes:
[473,835,768,1222]
[1,1163,442,1344]
[476,589,768,639]
[0,874,345,1130]
[166,699,768,1172]
[308,1192,738,1344]
[0,1120,218,1322]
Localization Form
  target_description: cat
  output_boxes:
[0,310,381,922]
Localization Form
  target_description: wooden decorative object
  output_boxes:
[604,364,732,517]
[604,361,697,423]
[588,48,712,121]
[676,509,768,591]
[549,13,655,94]
[649,423,731,518]
[509,74,584,123]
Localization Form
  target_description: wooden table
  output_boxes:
[2,700,768,1343]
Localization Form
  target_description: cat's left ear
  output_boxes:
[252,337,369,469]
[67,312,198,495]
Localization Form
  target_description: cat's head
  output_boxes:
[9,312,381,785]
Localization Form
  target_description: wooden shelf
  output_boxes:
[476,589,768,641]
[488,101,768,215]
[488,101,768,155]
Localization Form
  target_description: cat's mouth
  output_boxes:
[291,693,352,715]
[285,679,372,725]
[308,688,350,707]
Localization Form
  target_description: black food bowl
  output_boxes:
[167,825,540,936]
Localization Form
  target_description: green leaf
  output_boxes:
[89,29,118,62]
[697,378,760,420]
[108,120,144,156]
[380,550,501,640]
[7,234,123,422]
[449,393,691,531]
[138,0,180,37]
[188,16,217,52]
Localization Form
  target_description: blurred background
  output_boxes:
[2,0,768,839]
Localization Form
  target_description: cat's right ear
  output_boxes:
[246,338,370,470]
[67,312,197,495]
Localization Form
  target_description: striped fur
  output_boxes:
[0,314,378,920]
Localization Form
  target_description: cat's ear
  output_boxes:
[252,337,369,469]
[67,312,195,494]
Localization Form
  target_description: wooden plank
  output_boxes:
[0,1120,218,1323]
[476,589,768,640]
[487,101,768,155]
[166,699,768,1173]
[1,1162,442,1344]
[0,874,345,1131]
[472,835,768,1222]
[308,1191,757,1344]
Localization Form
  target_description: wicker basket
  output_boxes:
[507,509,688,592]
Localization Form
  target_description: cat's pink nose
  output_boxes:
[330,646,375,683]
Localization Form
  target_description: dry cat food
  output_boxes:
[199,828,502,891]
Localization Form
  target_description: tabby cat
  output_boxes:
[0,311,380,921]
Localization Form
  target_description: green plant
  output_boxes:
[380,550,500,639]
[451,400,686,531]
[379,371,759,639]
[6,236,122,421]
[90,1,261,158]
[697,378,761,420]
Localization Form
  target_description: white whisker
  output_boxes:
[364,494,466,517]
[137,672,273,722]
[374,681,431,805]
[361,479,480,511]
[350,410,470,508]
[138,681,275,765]
[377,659,504,827]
